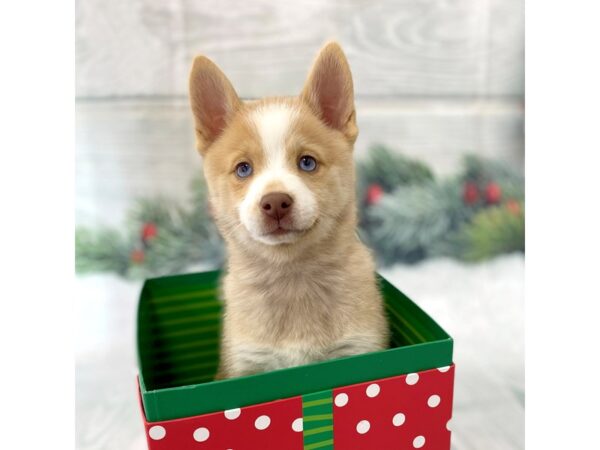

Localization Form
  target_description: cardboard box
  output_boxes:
[137,270,455,449]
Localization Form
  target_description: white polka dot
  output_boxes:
[438,366,450,373]
[428,394,441,408]
[292,418,303,432]
[224,408,241,420]
[366,383,380,398]
[392,413,406,427]
[413,435,426,448]
[193,427,210,442]
[148,426,166,440]
[447,418,453,431]
[356,420,370,434]
[335,393,349,407]
[406,373,419,385]
[255,415,271,430]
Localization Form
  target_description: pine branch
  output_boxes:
[459,204,525,261]
[75,227,132,276]
[76,177,224,279]
[461,155,525,201]
[363,179,472,264]
[357,145,434,195]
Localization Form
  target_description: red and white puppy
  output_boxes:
[189,42,388,378]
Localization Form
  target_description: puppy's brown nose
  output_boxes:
[260,192,293,220]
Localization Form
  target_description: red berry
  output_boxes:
[366,184,384,205]
[506,198,521,215]
[130,249,145,264]
[463,182,479,205]
[484,182,502,204]
[141,222,158,241]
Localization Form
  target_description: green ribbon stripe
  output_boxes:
[302,390,334,450]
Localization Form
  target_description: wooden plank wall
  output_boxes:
[75,0,524,226]
[76,0,523,98]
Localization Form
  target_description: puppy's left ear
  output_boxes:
[189,56,242,155]
[301,42,357,143]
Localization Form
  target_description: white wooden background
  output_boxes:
[76,0,523,98]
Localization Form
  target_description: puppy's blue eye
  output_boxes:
[235,162,253,178]
[298,155,317,172]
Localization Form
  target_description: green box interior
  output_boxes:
[138,271,453,422]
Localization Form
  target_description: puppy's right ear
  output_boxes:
[189,56,242,154]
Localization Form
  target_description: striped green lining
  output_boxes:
[149,288,219,303]
[150,301,220,315]
[149,312,221,328]
[139,281,222,390]
[141,324,220,342]
[302,390,333,450]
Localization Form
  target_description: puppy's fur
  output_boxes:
[189,42,389,378]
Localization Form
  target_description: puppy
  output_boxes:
[189,42,389,378]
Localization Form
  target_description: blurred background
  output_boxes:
[75,1,524,449]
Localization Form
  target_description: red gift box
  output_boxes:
[137,271,455,449]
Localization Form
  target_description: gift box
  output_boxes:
[137,270,455,449]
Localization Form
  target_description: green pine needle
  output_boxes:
[75,227,132,276]
[357,145,434,195]
[458,204,525,261]
[363,179,472,263]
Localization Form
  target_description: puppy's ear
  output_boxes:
[300,42,357,143]
[189,56,242,154]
